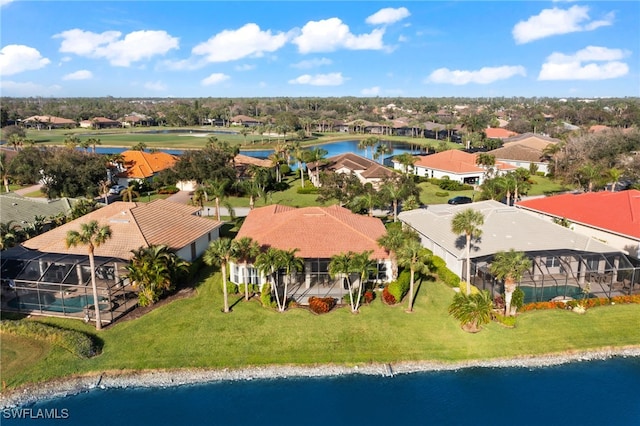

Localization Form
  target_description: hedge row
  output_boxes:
[308,297,336,314]
[0,320,97,358]
[429,255,461,288]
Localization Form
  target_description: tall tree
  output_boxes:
[255,247,284,311]
[306,147,328,185]
[397,240,430,312]
[203,237,234,313]
[65,220,112,330]
[377,223,419,280]
[451,208,485,295]
[275,248,304,312]
[489,249,532,316]
[231,237,261,301]
[349,250,376,313]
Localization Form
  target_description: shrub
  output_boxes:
[363,290,375,304]
[279,164,291,176]
[435,191,450,197]
[308,296,336,314]
[260,283,275,308]
[221,280,238,294]
[493,314,517,328]
[458,281,479,295]
[296,185,319,194]
[429,256,460,288]
[512,287,525,310]
[0,320,97,358]
[382,286,397,305]
[385,270,411,305]
[157,186,179,194]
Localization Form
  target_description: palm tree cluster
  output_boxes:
[125,245,190,308]
[328,250,376,314]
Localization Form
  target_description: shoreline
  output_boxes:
[2,346,639,409]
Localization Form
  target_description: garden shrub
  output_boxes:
[260,283,275,308]
[157,186,179,194]
[512,287,525,310]
[308,296,336,314]
[0,320,97,358]
[296,185,319,194]
[458,281,480,295]
[363,290,375,304]
[222,281,238,294]
[519,294,640,312]
[384,270,411,305]
[438,179,464,191]
[279,164,291,176]
[493,314,517,328]
[435,191,449,197]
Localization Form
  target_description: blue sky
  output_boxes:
[1,1,638,98]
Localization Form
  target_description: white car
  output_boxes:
[109,185,126,195]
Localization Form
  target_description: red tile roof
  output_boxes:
[410,150,516,174]
[23,115,76,125]
[22,200,222,259]
[485,127,518,139]
[517,190,640,239]
[236,204,389,259]
[119,150,178,179]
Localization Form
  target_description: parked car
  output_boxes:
[447,196,473,205]
[109,185,126,195]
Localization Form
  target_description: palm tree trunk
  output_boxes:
[243,262,250,301]
[407,268,415,312]
[465,234,471,295]
[393,199,398,222]
[222,263,229,313]
[215,198,221,221]
[504,278,516,316]
[88,248,102,330]
[249,195,255,210]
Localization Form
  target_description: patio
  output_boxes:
[0,248,138,326]
[470,250,640,304]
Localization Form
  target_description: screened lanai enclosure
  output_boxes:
[470,250,640,304]
[0,248,138,326]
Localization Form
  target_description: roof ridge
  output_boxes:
[322,205,380,246]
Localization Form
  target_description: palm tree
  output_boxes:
[608,167,622,192]
[329,252,356,311]
[0,152,11,193]
[380,175,413,222]
[203,238,234,313]
[395,152,416,176]
[192,187,208,210]
[98,180,110,205]
[373,142,391,165]
[255,247,284,310]
[448,290,494,333]
[207,179,228,221]
[476,153,496,178]
[231,237,261,301]
[306,147,328,186]
[132,142,147,151]
[489,249,532,316]
[349,250,376,313]
[377,224,418,280]
[397,240,430,312]
[65,220,112,330]
[63,135,81,150]
[87,138,102,154]
[292,141,307,187]
[0,220,24,250]
[120,186,140,202]
[451,208,485,295]
[275,248,304,312]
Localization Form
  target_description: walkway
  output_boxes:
[14,184,43,196]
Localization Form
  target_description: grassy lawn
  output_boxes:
[527,175,573,196]
[2,269,639,390]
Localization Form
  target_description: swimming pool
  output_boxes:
[7,292,109,313]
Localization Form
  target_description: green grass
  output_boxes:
[527,175,573,196]
[2,271,639,390]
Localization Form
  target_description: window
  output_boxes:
[231,264,239,283]
[545,257,561,268]
[247,267,260,285]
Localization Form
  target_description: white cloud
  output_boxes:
[0,80,61,96]
[193,23,288,62]
[538,46,630,80]
[398,35,408,43]
[426,65,526,85]
[366,7,410,25]
[292,18,386,53]
[0,45,50,76]
[1,0,15,6]
[288,72,345,86]
[54,29,179,66]
[290,57,332,69]
[361,86,381,95]
[62,69,93,80]
[144,81,167,91]
[201,73,230,86]
[158,58,205,71]
[235,64,255,71]
[512,5,614,44]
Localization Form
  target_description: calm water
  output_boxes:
[4,358,640,425]
[89,139,420,160]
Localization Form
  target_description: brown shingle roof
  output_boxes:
[236,204,389,259]
[488,144,546,163]
[22,200,222,259]
[502,133,560,150]
[23,115,76,125]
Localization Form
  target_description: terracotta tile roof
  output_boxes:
[517,190,640,239]
[234,154,271,168]
[310,153,394,180]
[488,144,546,163]
[119,150,178,179]
[409,150,516,174]
[22,200,222,259]
[236,204,389,259]
[23,115,76,125]
[485,127,518,139]
[91,116,119,124]
[502,133,560,150]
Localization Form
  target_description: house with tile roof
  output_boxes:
[0,193,75,231]
[230,204,392,303]
[485,133,560,175]
[516,190,640,259]
[308,153,394,188]
[231,115,263,127]
[1,200,222,324]
[114,150,179,186]
[484,127,518,140]
[79,117,121,129]
[22,115,77,130]
[399,200,639,303]
[392,150,517,185]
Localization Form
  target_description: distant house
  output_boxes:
[231,115,263,127]
[484,127,518,140]
[486,133,560,175]
[392,150,516,185]
[0,193,75,231]
[307,153,394,188]
[120,113,152,127]
[22,115,76,130]
[114,150,178,186]
[399,200,639,303]
[230,204,392,303]
[79,117,120,129]
[1,200,223,324]
[516,190,640,259]
[233,153,272,179]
